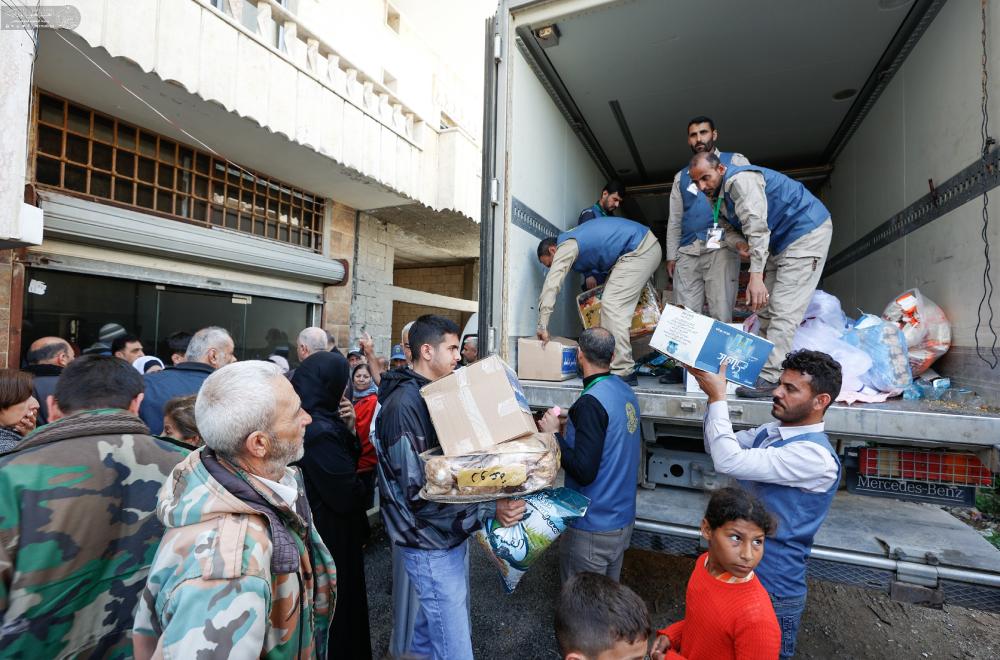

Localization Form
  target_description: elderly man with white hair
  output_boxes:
[139,325,236,434]
[133,361,337,659]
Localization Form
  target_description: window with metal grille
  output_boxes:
[33,91,325,252]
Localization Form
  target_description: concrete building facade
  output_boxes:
[0,0,486,365]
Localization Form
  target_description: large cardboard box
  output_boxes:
[421,355,537,455]
[517,337,578,381]
[651,305,774,388]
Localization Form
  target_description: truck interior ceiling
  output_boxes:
[513,0,933,236]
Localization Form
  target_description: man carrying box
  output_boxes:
[686,349,842,660]
[539,327,642,582]
[536,217,661,386]
[372,314,523,660]
[688,151,833,398]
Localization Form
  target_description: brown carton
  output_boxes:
[517,337,578,381]
[420,355,537,456]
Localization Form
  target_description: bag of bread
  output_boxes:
[475,487,590,592]
[419,432,560,503]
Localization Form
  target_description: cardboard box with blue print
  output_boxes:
[517,337,578,381]
[420,354,537,456]
[650,305,774,388]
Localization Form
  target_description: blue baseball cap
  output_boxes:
[390,344,406,360]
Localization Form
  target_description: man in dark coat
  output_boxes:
[22,336,74,425]
[291,350,371,660]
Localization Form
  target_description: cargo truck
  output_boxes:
[478,0,1000,610]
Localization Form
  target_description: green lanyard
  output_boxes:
[582,374,612,395]
[711,193,723,229]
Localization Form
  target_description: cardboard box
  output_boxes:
[682,323,744,394]
[517,337,578,381]
[421,355,537,455]
[650,305,774,388]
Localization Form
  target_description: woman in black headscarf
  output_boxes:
[291,350,372,660]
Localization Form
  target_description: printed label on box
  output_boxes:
[651,305,774,388]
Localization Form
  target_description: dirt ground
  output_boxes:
[363,524,1000,659]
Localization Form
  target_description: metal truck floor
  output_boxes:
[520,375,1000,447]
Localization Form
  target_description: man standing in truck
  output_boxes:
[687,349,842,660]
[666,116,749,323]
[688,151,833,399]
[578,179,625,225]
[536,216,661,386]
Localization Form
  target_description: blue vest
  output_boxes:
[564,376,642,532]
[577,203,607,225]
[679,151,735,247]
[738,429,840,598]
[723,164,830,256]
[557,217,649,277]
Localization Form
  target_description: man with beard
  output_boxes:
[688,151,833,398]
[665,117,749,323]
[687,349,842,660]
[577,179,627,290]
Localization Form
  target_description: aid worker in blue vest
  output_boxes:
[537,327,641,583]
[687,349,842,660]
[536,217,661,386]
[688,151,834,399]
[577,179,625,226]
[665,116,749,322]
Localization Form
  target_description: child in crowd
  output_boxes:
[555,571,652,660]
[161,395,201,447]
[651,487,781,660]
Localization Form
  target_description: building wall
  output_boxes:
[322,200,357,348]
[351,213,397,355]
[390,263,477,342]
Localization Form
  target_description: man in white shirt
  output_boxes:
[687,349,842,660]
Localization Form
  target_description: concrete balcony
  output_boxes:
[50,0,481,227]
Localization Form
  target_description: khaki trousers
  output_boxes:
[601,232,662,376]
[674,247,740,322]
[757,219,833,382]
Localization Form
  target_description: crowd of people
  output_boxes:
[0,300,844,659]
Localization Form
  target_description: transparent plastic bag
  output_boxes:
[843,315,913,391]
[802,290,851,332]
[419,433,560,503]
[882,289,951,376]
[475,487,589,592]
[792,319,872,395]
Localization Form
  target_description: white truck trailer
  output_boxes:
[478,0,1000,610]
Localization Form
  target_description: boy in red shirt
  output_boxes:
[652,487,782,660]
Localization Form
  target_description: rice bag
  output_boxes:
[419,432,560,503]
[475,487,590,592]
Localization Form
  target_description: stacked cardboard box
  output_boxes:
[418,355,560,502]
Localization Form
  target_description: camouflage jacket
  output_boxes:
[0,409,188,659]
[133,448,337,659]
[372,368,481,550]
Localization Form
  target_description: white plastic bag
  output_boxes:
[882,289,951,376]
[802,290,851,332]
[792,319,872,396]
